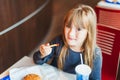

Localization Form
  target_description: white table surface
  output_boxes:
[0,56,76,80]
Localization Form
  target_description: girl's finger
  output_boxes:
[46,43,50,46]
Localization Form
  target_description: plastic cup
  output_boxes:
[75,64,91,80]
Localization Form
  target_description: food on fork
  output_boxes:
[23,74,41,80]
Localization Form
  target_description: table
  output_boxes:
[0,56,76,80]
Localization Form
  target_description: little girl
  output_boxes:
[33,4,102,80]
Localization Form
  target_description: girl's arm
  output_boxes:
[33,50,53,65]
[89,47,102,80]
[33,35,63,65]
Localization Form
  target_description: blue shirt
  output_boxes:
[33,35,102,80]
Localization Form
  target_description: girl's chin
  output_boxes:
[68,43,76,46]
[66,40,76,45]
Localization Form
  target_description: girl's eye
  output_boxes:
[78,28,81,31]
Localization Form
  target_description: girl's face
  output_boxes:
[64,23,87,49]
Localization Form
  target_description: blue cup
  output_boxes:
[75,64,91,80]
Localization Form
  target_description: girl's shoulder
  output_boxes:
[94,46,102,57]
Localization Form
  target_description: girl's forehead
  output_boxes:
[72,19,85,29]
[64,11,87,29]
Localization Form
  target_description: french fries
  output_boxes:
[50,43,59,47]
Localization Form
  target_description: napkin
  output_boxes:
[9,64,75,80]
[9,65,42,80]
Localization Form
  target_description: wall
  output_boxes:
[0,0,53,73]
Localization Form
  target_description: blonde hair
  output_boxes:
[58,4,97,69]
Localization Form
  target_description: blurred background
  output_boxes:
[0,0,119,80]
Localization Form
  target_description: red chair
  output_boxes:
[97,24,120,80]
[95,5,120,29]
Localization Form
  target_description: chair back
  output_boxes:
[95,6,120,29]
[97,24,120,80]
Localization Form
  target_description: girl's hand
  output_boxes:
[39,43,52,58]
